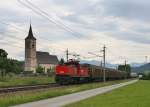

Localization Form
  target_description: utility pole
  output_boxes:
[88,45,106,82]
[66,49,69,62]
[102,45,106,83]
[124,60,127,72]
[66,49,80,62]
[100,61,103,67]
[145,56,148,64]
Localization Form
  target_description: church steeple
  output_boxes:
[24,24,37,73]
[25,24,36,40]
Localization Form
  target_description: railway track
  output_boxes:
[0,83,60,94]
[0,79,133,94]
[0,81,99,94]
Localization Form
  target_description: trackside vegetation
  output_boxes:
[0,76,54,88]
[0,49,55,87]
[65,80,149,107]
[0,80,129,107]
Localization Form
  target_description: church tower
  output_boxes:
[24,24,37,73]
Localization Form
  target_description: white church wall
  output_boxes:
[39,64,56,73]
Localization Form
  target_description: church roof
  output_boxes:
[36,51,59,65]
[25,24,36,40]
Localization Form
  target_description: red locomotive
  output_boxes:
[55,59,127,84]
[55,59,89,84]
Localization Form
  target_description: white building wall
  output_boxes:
[39,64,56,73]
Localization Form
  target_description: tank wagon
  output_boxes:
[55,59,127,84]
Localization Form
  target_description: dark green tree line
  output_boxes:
[0,49,8,58]
[0,49,24,77]
[118,64,131,76]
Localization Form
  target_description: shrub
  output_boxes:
[36,66,44,74]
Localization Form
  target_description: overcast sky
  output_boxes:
[0,0,150,64]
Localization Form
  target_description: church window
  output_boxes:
[32,44,35,48]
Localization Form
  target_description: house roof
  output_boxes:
[36,51,59,64]
[25,24,36,40]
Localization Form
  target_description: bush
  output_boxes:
[0,57,24,76]
[140,72,150,80]
[36,66,44,74]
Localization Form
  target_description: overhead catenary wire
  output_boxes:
[0,30,66,58]
[25,0,82,38]
[0,21,66,52]
[0,21,61,47]
[0,21,53,43]
[0,40,23,49]
[18,0,82,38]
[1,1,108,59]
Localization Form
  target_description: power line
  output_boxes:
[0,21,52,42]
[0,33,24,47]
[0,21,67,52]
[0,21,53,44]
[0,33,23,41]
[0,32,48,50]
[0,30,66,55]
[65,49,80,61]
[18,0,82,38]
[0,40,23,49]
[25,0,82,38]
[88,45,106,82]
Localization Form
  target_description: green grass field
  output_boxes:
[0,80,129,107]
[0,76,54,88]
[65,80,150,107]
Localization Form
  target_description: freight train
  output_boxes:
[55,59,127,84]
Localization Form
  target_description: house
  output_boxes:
[36,51,58,73]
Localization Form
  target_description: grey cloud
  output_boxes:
[132,26,150,34]
[107,31,150,44]
[0,8,21,22]
[101,0,150,21]
[1,0,150,61]
[59,0,150,45]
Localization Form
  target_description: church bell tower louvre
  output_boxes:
[24,24,37,73]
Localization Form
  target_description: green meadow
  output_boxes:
[65,80,150,107]
[0,76,54,88]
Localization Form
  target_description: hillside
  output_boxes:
[132,63,150,73]
[80,60,143,69]
[80,60,118,69]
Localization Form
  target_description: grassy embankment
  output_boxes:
[65,80,150,107]
[0,76,54,88]
[0,79,130,107]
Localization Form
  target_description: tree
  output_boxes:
[59,58,65,65]
[0,58,24,77]
[0,49,24,77]
[141,72,150,80]
[118,64,131,76]
[0,49,8,58]
[36,66,44,74]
